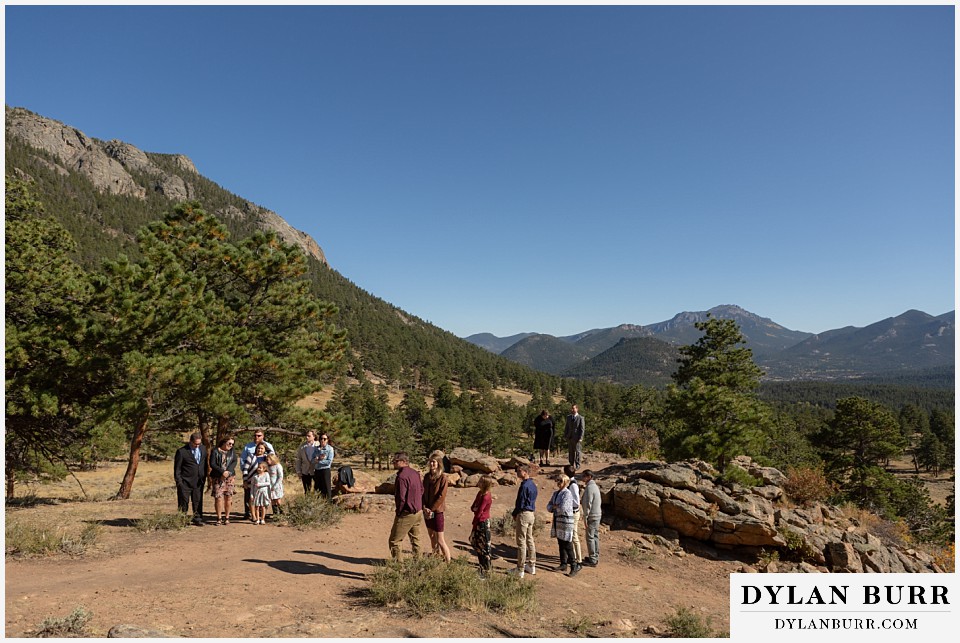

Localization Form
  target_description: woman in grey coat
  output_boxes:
[546,474,582,577]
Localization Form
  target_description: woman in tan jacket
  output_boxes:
[422,454,451,562]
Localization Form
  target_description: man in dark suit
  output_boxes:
[174,432,207,526]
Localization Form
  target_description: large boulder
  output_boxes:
[825,542,864,573]
[613,480,664,527]
[448,447,501,474]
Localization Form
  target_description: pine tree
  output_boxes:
[91,203,347,498]
[5,178,94,497]
[815,396,906,508]
[664,316,769,472]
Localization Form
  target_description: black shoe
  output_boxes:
[557,564,568,572]
[582,559,598,567]
[568,564,581,577]
[192,520,204,527]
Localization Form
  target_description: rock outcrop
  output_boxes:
[599,457,942,573]
[5,106,326,265]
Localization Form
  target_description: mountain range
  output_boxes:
[467,305,955,385]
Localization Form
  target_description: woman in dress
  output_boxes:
[209,436,238,525]
[422,454,451,562]
[266,453,285,517]
[533,410,555,466]
[547,474,581,577]
[470,475,495,577]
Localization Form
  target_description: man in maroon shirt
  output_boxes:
[388,452,425,559]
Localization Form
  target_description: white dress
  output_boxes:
[269,463,285,500]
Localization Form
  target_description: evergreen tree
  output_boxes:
[91,203,347,497]
[5,178,96,496]
[815,396,906,508]
[664,317,769,472]
[915,430,946,477]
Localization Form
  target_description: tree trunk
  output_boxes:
[114,412,150,500]
[6,461,15,499]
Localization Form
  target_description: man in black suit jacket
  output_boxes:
[174,432,207,525]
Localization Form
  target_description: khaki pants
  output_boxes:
[389,512,424,559]
[571,508,583,563]
[514,511,536,568]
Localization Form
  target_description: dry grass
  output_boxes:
[295,376,535,412]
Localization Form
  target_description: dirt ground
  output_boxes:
[4,456,736,638]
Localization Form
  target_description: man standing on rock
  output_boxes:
[580,469,602,566]
[564,404,585,471]
[509,464,538,578]
[388,452,425,559]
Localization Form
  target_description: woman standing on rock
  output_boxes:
[209,436,238,525]
[547,474,581,577]
[422,454,451,562]
[533,410,555,466]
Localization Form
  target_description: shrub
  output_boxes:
[6,521,100,557]
[31,606,92,637]
[778,527,817,561]
[782,466,836,505]
[562,615,595,636]
[664,606,715,638]
[601,426,660,459]
[490,510,544,538]
[280,492,344,530]
[619,542,652,565]
[368,556,536,617]
[133,511,193,532]
[717,465,762,488]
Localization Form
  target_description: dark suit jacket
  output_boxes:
[174,444,207,488]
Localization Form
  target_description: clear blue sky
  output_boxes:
[5,4,955,337]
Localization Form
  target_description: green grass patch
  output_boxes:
[279,492,344,530]
[368,556,537,617]
[663,606,716,638]
[562,615,595,636]
[5,520,100,557]
[31,606,93,638]
[133,511,193,532]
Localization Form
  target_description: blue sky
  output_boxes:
[4,4,955,337]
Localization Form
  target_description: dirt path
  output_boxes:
[5,459,735,638]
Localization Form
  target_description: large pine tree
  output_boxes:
[664,316,769,473]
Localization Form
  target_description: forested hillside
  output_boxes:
[6,130,553,396]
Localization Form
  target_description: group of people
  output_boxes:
[506,463,601,579]
[172,429,335,526]
[388,447,602,579]
[532,406,585,470]
[174,406,600,578]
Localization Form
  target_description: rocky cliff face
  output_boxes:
[5,106,326,265]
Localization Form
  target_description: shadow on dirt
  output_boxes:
[243,557,367,580]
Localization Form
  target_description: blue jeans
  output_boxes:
[585,515,601,563]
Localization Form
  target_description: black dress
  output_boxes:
[533,415,555,451]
